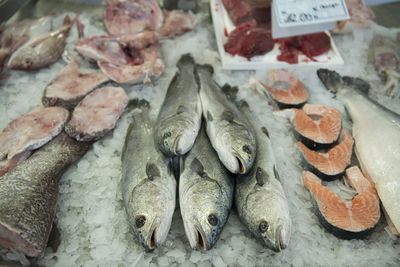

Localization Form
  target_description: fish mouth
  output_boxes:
[145,222,158,251]
[194,225,207,251]
[173,135,182,155]
[274,225,287,252]
[235,155,246,174]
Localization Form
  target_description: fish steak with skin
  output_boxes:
[0,133,91,256]
[121,100,176,251]
[179,125,234,251]
[42,54,110,110]
[154,54,201,157]
[8,15,78,71]
[233,99,291,252]
[318,68,400,236]
[197,65,256,174]
[303,168,380,239]
[65,86,128,141]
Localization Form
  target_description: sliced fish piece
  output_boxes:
[197,65,256,174]
[0,150,32,177]
[0,133,91,256]
[293,104,342,150]
[0,106,69,160]
[250,70,309,108]
[303,168,380,239]
[318,68,400,235]
[65,86,128,141]
[234,100,291,252]
[155,10,196,39]
[333,0,375,34]
[42,55,109,109]
[104,0,163,35]
[121,100,176,251]
[296,129,354,180]
[8,15,77,71]
[179,125,234,250]
[154,54,201,157]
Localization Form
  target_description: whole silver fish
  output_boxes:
[196,65,256,174]
[8,15,76,71]
[121,100,176,251]
[179,125,234,250]
[0,132,91,256]
[234,100,291,252]
[318,69,400,236]
[154,54,202,156]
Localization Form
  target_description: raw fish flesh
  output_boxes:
[65,86,128,141]
[155,10,196,39]
[333,0,375,34]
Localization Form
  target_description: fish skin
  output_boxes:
[154,54,202,157]
[121,100,176,251]
[234,100,291,252]
[0,132,91,256]
[8,16,76,71]
[196,65,256,174]
[179,125,234,251]
[318,68,400,235]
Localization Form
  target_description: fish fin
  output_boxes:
[206,110,213,121]
[176,105,187,114]
[221,110,234,122]
[261,127,270,138]
[256,167,269,186]
[195,64,214,75]
[121,123,134,161]
[221,84,239,102]
[317,69,343,94]
[177,54,195,68]
[127,98,150,111]
[146,162,161,180]
[273,165,281,181]
[190,157,205,176]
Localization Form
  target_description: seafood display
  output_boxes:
[154,54,201,157]
[197,64,256,174]
[121,100,176,251]
[303,167,380,239]
[179,125,234,250]
[333,0,375,34]
[318,69,400,236]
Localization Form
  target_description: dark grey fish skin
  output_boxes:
[154,54,202,157]
[0,132,91,257]
[234,100,291,252]
[196,65,256,174]
[121,100,176,251]
[179,125,234,251]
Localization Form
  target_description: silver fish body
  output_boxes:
[8,16,75,71]
[234,100,291,252]
[154,54,202,156]
[197,65,256,174]
[121,100,176,251]
[0,132,91,256]
[179,126,234,250]
[318,69,400,235]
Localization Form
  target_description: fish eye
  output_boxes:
[259,220,269,233]
[135,215,146,228]
[23,58,32,67]
[163,132,171,139]
[242,145,252,154]
[207,214,218,226]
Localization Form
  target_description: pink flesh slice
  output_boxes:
[69,87,128,140]
[0,106,69,159]
[0,150,32,177]
[104,0,163,35]
[98,44,164,84]
[44,56,109,102]
[155,11,196,39]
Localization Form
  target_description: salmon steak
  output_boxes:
[303,168,380,239]
[297,129,354,180]
[251,70,309,108]
[293,104,342,150]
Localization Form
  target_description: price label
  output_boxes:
[275,0,350,26]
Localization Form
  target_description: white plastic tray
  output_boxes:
[210,0,345,70]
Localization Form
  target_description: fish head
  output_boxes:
[218,123,256,174]
[316,69,343,94]
[8,48,38,70]
[181,177,230,251]
[243,187,291,252]
[127,180,175,251]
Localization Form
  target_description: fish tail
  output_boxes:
[221,83,238,102]
[176,54,195,68]
[127,98,150,111]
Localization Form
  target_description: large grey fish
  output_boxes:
[8,15,77,71]
[234,100,291,252]
[179,125,234,250]
[196,65,256,174]
[317,69,400,236]
[154,54,202,156]
[121,100,176,251]
[0,132,91,256]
